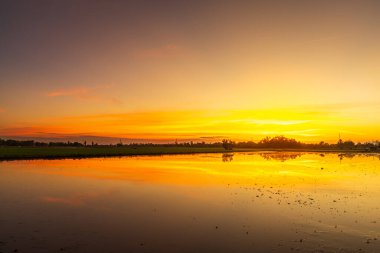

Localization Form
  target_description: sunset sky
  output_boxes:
[1,0,380,143]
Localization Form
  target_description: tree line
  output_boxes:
[0,136,379,151]
[223,136,380,151]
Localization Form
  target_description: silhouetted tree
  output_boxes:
[222,139,234,150]
[258,136,301,148]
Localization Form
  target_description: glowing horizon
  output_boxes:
[1,104,380,143]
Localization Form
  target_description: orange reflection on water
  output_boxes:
[0,152,380,253]
[3,152,380,191]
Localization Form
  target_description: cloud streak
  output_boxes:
[46,87,91,98]
[46,84,122,105]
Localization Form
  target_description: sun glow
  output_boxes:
[2,105,380,143]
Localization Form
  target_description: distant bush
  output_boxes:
[222,139,234,150]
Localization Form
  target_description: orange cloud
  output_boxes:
[46,86,90,98]
[0,126,72,137]
[0,107,4,113]
[46,84,122,105]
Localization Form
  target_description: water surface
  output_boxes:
[0,152,379,252]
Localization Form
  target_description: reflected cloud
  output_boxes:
[40,190,118,207]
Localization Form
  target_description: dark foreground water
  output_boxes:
[0,152,379,253]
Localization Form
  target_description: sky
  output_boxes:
[1,0,380,143]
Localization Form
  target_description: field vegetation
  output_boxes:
[1,136,379,160]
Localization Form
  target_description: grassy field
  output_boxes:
[0,146,234,160]
[0,146,377,160]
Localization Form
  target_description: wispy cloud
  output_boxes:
[0,126,68,137]
[46,84,122,105]
[46,87,90,98]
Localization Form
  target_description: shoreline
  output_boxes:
[0,146,379,161]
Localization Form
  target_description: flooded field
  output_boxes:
[0,152,379,253]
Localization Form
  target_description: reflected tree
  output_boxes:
[222,153,234,162]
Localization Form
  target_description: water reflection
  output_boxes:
[0,152,379,253]
[222,153,234,162]
[259,152,303,162]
